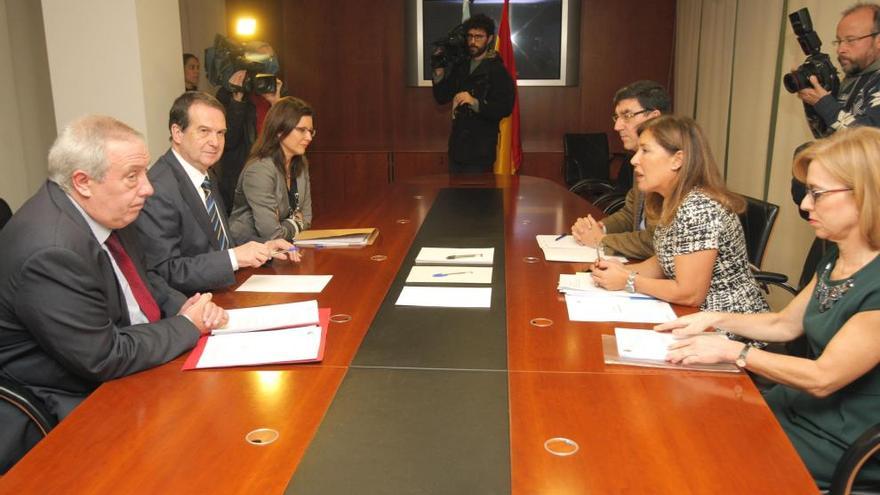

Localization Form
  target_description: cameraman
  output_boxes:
[432,14,514,174]
[798,3,880,137]
[215,42,284,213]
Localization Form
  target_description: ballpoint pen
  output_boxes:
[270,246,299,256]
[446,253,482,259]
[555,233,568,241]
[432,271,473,277]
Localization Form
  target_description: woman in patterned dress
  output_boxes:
[658,127,880,490]
[592,115,768,315]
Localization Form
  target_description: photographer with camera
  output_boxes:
[214,41,285,212]
[432,14,514,174]
[792,4,880,138]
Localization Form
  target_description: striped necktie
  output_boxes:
[201,176,229,250]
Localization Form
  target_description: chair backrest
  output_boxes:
[562,133,611,187]
[0,377,57,473]
[0,198,11,231]
[829,422,880,495]
[738,195,779,268]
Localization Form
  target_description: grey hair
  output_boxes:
[47,115,143,192]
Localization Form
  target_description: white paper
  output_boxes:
[196,325,323,368]
[565,293,676,323]
[405,266,493,284]
[558,272,653,299]
[236,275,332,293]
[395,286,492,308]
[536,235,627,263]
[213,300,319,335]
[414,247,494,265]
[614,328,678,361]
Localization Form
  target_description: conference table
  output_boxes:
[0,175,818,494]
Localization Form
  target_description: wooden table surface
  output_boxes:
[0,175,818,494]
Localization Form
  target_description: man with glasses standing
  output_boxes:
[570,81,671,259]
[432,13,514,174]
[798,3,880,137]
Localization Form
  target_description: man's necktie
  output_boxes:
[201,176,229,250]
[105,232,161,323]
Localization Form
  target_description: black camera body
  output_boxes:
[205,34,279,95]
[783,8,840,94]
[430,24,469,71]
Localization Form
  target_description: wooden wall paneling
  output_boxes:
[342,152,391,206]
[306,152,345,221]
[519,152,565,186]
[392,152,448,181]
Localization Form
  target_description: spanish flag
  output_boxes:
[493,0,521,175]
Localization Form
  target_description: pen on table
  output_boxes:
[432,271,473,278]
[555,233,568,241]
[446,253,482,259]
[270,246,299,256]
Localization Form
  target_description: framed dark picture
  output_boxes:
[406,0,580,87]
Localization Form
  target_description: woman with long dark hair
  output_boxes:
[229,97,314,243]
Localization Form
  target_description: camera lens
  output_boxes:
[783,71,806,93]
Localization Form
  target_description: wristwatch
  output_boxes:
[624,271,638,293]
[735,343,752,368]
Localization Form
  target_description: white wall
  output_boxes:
[41,0,184,163]
[0,0,56,210]
[179,0,226,92]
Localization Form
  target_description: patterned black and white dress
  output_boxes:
[653,190,769,314]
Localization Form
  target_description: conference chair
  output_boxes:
[829,423,880,495]
[0,198,11,231]
[739,195,779,269]
[0,377,57,474]
[564,134,631,212]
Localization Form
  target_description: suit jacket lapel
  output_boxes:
[46,182,130,326]
[164,150,219,249]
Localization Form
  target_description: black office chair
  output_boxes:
[829,422,880,495]
[739,195,779,269]
[0,377,57,474]
[0,198,12,231]
[564,133,617,201]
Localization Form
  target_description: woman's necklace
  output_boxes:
[815,260,855,313]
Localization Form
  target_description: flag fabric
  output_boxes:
[462,0,470,22]
[493,0,522,175]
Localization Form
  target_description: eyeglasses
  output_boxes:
[611,109,651,124]
[294,126,317,137]
[466,33,487,41]
[832,32,880,46]
[804,187,853,202]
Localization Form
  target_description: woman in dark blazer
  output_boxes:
[229,97,314,243]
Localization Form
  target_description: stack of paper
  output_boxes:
[212,300,320,335]
[395,286,492,308]
[415,247,494,265]
[536,235,627,263]
[558,272,653,299]
[565,293,676,323]
[236,275,332,293]
[294,228,378,246]
[183,309,330,370]
[405,266,493,284]
[602,328,739,372]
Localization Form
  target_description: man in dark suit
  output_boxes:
[432,13,515,174]
[135,92,299,295]
[0,115,227,472]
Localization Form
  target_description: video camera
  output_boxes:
[430,24,469,71]
[205,34,280,94]
[783,8,840,94]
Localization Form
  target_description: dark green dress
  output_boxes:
[764,245,880,489]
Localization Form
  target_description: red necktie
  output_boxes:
[105,232,161,323]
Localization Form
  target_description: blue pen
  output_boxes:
[555,233,568,241]
[432,271,473,278]
[270,246,299,256]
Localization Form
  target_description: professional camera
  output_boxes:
[204,34,280,94]
[783,8,840,94]
[430,24,469,70]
